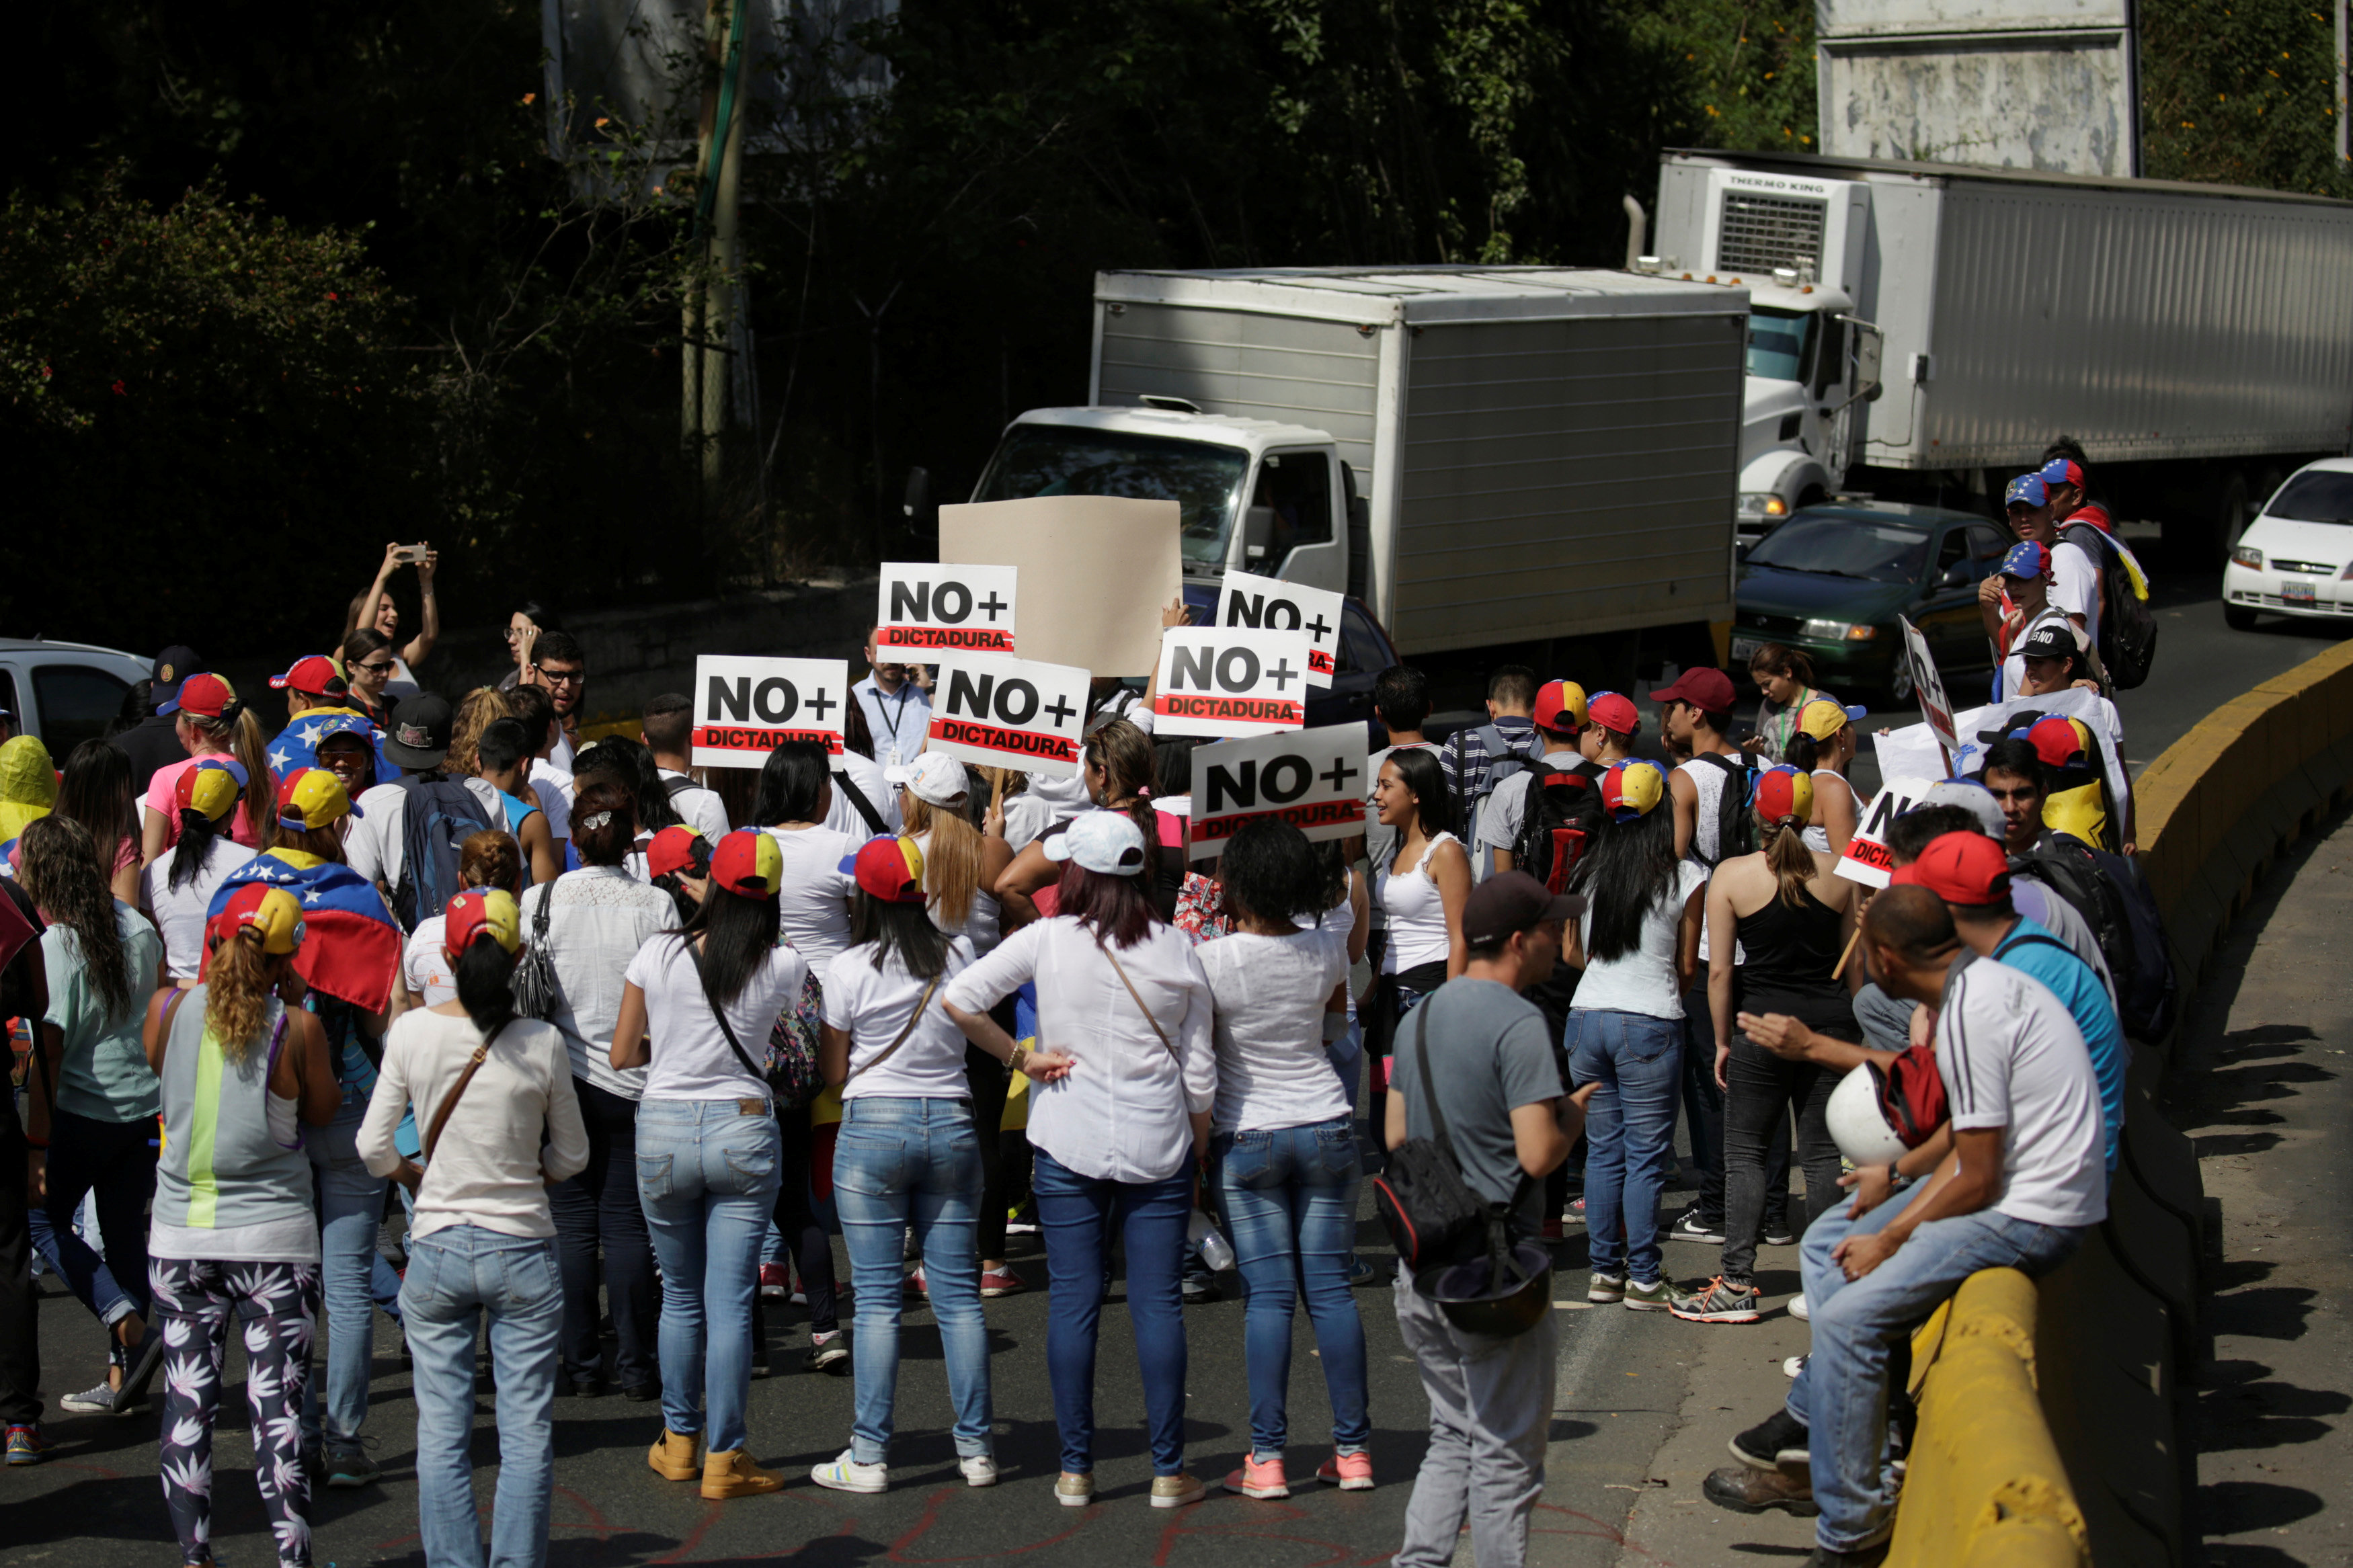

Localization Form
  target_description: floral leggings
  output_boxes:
[150,1257,322,1568]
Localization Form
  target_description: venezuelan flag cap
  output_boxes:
[277,767,360,831]
[842,835,926,903]
[647,824,711,882]
[1755,764,1815,827]
[444,889,522,959]
[208,883,306,955]
[176,759,249,823]
[1601,760,1665,821]
[712,829,784,897]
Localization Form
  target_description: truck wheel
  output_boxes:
[2224,603,2258,632]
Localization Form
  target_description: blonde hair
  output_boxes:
[181,706,276,850]
[901,794,984,925]
[448,686,517,778]
[1759,815,1817,908]
[203,932,280,1063]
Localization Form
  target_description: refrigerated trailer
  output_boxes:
[1647,149,2353,561]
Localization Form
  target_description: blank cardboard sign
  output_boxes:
[937,495,1183,678]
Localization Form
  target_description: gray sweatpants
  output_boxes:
[1392,1267,1560,1568]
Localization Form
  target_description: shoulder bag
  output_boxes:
[844,976,942,1083]
[1103,944,1179,1062]
[391,1019,514,1192]
[509,882,561,1021]
[1369,1002,1501,1280]
[684,938,820,1105]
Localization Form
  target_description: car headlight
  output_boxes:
[1802,619,1878,642]
[1739,492,1790,518]
[2231,544,2264,571]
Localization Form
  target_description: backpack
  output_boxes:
[1509,768,1603,893]
[2010,833,2178,1041]
[1459,724,1546,841]
[391,775,497,932]
[1370,1004,1511,1281]
[1689,750,1765,865]
[831,768,887,835]
[2061,522,2158,690]
[1868,1046,1949,1147]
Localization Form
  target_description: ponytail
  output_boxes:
[453,936,520,1036]
[203,933,279,1063]
[169,807,223,892]
[184,704,276,850]
[1761,817,1817,908]
[1785,729,1821,772]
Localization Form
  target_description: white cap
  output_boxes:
[1919,778,2006,841]
[903,751,970,807]
[1042,809,1149,876]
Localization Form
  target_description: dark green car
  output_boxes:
[1731,501,2013,706]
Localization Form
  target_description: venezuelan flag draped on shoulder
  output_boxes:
[206,847,402,1014]
[267,710,397,786]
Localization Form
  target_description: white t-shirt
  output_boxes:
[404,915,457,1007]
[658,768,731,843]
[346,775,508,899]
[141,836,257,981]
[822,937,976,1100]
[1936,956,2108,1229]
[1197,927,1351,1132]
[521,867,674,1098]
[530,759,574,844]
[762,824,862,985]
[1474,749,1587,878]
[626,933,809,1102]
[1572,860,1708,1020]
[826,753,902,840]
[2048,538,2102,653]
[1003,772,1092,853]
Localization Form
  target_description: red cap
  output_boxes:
[844,835,928,904]
[1894,831,2011,905]
[710,829,783,896]
[646,825,711,882]
[270,655,349,698]
[166,672,238,720]
[2023,714,2089,770]
[1587,691,1640,736]
[1649,667,1736,714]
[1531,680,1587,735]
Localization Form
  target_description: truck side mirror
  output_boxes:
[1242,503,1276,570]
[902,466,932,519]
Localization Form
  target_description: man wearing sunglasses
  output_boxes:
[526,630,590,773]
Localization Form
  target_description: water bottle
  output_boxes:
[1189,1209,1236,1272]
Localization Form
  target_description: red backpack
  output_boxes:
[1868,1046,1948,1148]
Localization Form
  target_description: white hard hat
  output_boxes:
[1828,1063,1908,1167]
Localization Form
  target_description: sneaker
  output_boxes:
[810,1449,889,1494]
[1784,1354,1808,1380]
[1563,1196,1587,1227]
[758,1263,789,1301]
[1587,1272,1626,1304]
[1763,1225,1798,1247]
[789,1288,809,1306]
[1055,1472,1095,1508]
[59,1380,120,1415]
[1788,1292,1810,1321]
[1150,1471,1207,1508]
[959,1454,1000,1488]
[1346,1257,1383,1288]
[702,1448,786,1499]
[1181,1275,1220,1305]
[1729,1409,1811,1471]
[1804,1544,1890,1567]
[806,1331,850,1374]
[978,1267,1029,1298]
[1669,1210,1726,1245]
[1702,1463,1818,1517]
[906,1264,929,1298]
[117,1325,168,1413]
[1315,1451,1374,1491]
[5,1423,49,1464]
[325,1444,381,1488]
[1671,1276,1763,1324]
[1006,1202,1040,1235]
[1223,1454,1289,1499]
[1623,1278,1675,1312]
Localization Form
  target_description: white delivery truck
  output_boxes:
[965,267,1748,665]
[1645,149,2353,562]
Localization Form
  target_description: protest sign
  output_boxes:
[1835,774,1939,887]
[1898,615,1958,769]
[1870,685,2131,825]
[938,495,1181,676]
[922,653,1090,779]
[874,563,1020,661]
[692,656,849,766]
[1213,572,1343,688]
[1188,725,1369,858]
[1151,626,1314,739]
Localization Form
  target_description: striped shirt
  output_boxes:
[1934,957,2107,1230]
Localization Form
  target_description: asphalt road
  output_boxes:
[13,583,2352,1568]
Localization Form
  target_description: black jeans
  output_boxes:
[1680,973,1792,1232]
[772,1108,838,1332]
[1721,1037,1845,1282]
[550,1077,657,1386]
[965,1043,1010,1263]
[0,1102,38,1425]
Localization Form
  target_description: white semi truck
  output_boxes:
[965,267,1749,667]
[1646,149,2353,562]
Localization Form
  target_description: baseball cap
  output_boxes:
[1796,697,1865,741]
[208,884,306,956]
[1601,760,1665,821]
[2018,620,2081,663]
[1461,870,1586,947]
[1648,667,1736,714]
[1890,831,2011,906]
[645,824,711,882]
[2040,457,2086,491]
[1532,680,1589,735]
[2019,714,2093,770]
[902,751,970,807]
[711,829,785,896]
[842,835,928,903]
[175,758,248,824]
[270,655,350,700]
[2004,473,2049,509]
[278,768,360,831]
[1043,809,1148,876]
[1587,691,1640,737]
[151,646,204,693]
[1754,764,1815,827]
[1999,540,2052,580]
[1919,778,2005,840]
[383,693,455,770]
[443,889,523,959]
[161,672,238,720]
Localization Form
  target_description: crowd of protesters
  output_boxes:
[0,454,2161,1568]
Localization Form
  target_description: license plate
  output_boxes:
[2284,580,2317,607]
[1730,636,1762,661]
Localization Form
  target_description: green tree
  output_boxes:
[2141,0,2353,195]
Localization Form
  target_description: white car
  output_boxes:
[2225,457,2353,629]
[0,637,152,758]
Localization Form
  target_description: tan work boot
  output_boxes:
[647,1429,700,1481]
[702,1448,786,1499]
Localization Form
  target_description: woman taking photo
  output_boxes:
[1672,767,1860,1325]
[1363,747,1468,1147]
[1195,819,1369,1500]
[141,884,340,1568]
[1564,762,1706,1312]
[1786,698,1862,860]
[346,541,440,701]
[809,837,1070,1495]
[54,741,143,906]
[138,674,274,862]
[945,810,1215,1510]
[361,889,588,1568]
[610,831,808,1501]
[140,761,260,983]
[520,782,672,1399]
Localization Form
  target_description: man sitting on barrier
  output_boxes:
[1698,885,2107,1567]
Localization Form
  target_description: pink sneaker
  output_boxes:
[1222,1454,1289,1499]
[978,1267,1029,1298]
[1316,1451,1374,1491]
[758,1263,788,1300]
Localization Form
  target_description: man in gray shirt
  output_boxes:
[1386,872,1597,1568]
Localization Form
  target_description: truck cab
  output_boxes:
[1731,274,1872,534]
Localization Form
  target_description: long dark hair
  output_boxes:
[751,740,832,825]
[1220,817,1321,925]
[680,882,781,1012]
[169,790,235,892]
[54,741,137,864]
[1059,862,1156,951]
[18,817,134,1026]
[452,934,521,1035]
[576,737,682,834]
[1568,806,1681,964]
[1380,746,1451,868]
[851,891,953,980]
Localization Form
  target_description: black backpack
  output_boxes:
[1371,1003,1513,1281]
[1690,750,1764,866]
[2011,832,2178,1042]
[1510,766,1603,893]
[392,774,497,932]
[2061,522,2157,690]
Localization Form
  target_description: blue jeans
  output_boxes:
[303,1106,394,1449]
[1566,1009,1683,1284]
[1214,1118,1370,1457]
[1324,1022,1365,1116]
[1032,1147,1192,1476]
[832,1097,989,1464]
[400,1225,563,1568]
[635,1099,783,1455]
[1787,1205,2083,1551]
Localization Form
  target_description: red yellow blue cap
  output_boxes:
[207,884,306,956]
[711,829,784,897]
[1601,760,1665,820]
[2020,714,2093,770]
[1754,764,1815,827]
[646,825,711,882]
[276,768,359,831]
[444,889,522,959]
[842,835,927,903]
[175,759,247,823]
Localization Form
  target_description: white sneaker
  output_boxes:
[1784,1354,1808,1379]
[1788,1292,1810,1321]
[811,1449,889,1493]
[959,1454,1000,1487]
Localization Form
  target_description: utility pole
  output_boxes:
[683,0,748,511]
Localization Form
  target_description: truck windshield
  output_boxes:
[974,425,1251,569]
[1745,307,1812,382]
[1745,514,1929,583]
[2263,469,2353,524]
